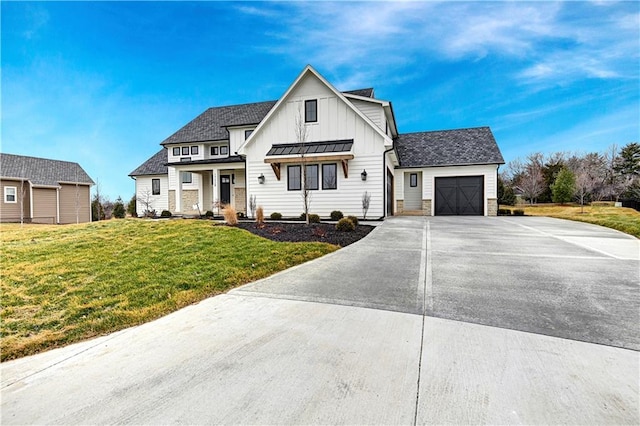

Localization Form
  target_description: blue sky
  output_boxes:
[2,1,638,200]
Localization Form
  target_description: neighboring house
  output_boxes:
[0,154,94,224]
[130,65,504,218]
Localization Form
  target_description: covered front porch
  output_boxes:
[169,161,246,216]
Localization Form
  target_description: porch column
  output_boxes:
[176,173,183,213]
[198,173,204,211]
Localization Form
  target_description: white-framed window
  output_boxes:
[4,186,17,203]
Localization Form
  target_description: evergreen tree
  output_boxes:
[113,197,126,219]
[551,168,576,204]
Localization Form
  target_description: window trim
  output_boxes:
[172,147,180,156]
[191,146,198,155]
[210,146,218,156]
[287,165,301,191]
[152,178,160,195]
[181,172,192,184]
[305,164,319,190]
[322,163,337,190]
[4,186,17,203]
[244,129,253,140]
[220,145,229,155]
[410,173,418,187]
[305,99,317,123]
[181,146,189,155]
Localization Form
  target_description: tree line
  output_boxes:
[499,142,640,205]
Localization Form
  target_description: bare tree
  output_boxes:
[517,153,545,204]
[139,189,155,217]
[295,108,311,224]
[362,191,371,220]
[249,194,257,219]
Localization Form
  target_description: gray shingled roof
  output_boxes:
[160,101,277,145]
[129,149,168,176]
[0,153,94,186]
[266,140,354,156]
[343,88,374,98]
[395,127,504,167]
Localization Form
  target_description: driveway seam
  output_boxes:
[413,219,429,426]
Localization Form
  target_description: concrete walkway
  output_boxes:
[1,217,638,424]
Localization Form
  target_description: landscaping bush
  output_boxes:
[270,212,282,220]
[223,204,238,225]
[256,206,264,224]
[513,209,525,216]
[308,214,320,223]
[204,210,214,218]
[112,197,126,219]
[330,210,344,220]
[347,215,359,226]
[336,217,355,232]
[160,210,172,218]
[300,212,307,220]
[498,208,512,216]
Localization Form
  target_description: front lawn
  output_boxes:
[506,204,640,238]
[0,220,337,361]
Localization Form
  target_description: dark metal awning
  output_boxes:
[264,140,355,181]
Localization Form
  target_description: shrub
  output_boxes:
[113,197,126,219]
[256,206,264,224]
[300,212,307,221]
[160,210,172,218]
[308,214,320,223]
[498,208,512,216]
[513,209,525,216]
[336,217,355,232]
[347,215,359,226]
[330,210,344,220]
[126,195,137,217]
[270,212,282,220]
[205,210,214,218]
[223,204,238,225]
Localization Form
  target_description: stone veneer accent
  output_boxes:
[487,198,498,216]
[396,200,404,214]
[422,199,432,216]
[168,190,199,214]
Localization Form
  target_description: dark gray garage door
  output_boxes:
[435,176,484,215]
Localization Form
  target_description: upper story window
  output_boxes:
[220,145,228,155]
[210,146,218,156]
[244,130,253,140]
[4,186,17,203]
[181,147,189,155]
[172,147,180,156]
[152,179,160,195]
[305,99,317,123]
[191,146,198,155]
[181,172,192,184]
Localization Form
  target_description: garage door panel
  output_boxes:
[435,176,483,216]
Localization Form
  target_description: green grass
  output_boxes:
[0,219,337,361]
[504,203,640,239]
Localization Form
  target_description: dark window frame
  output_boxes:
[191,146,198,155]
[181,146,189,155]
[210,146,218,156]
[220,145,229,155]
[305,99,317,123]
[244,129,253,140]
[152,178,161,195]
[172,147,180,156]
[181,172,192,184]
[305,164,319,190]
[322,163,337,190]
[288,165,301,191]
[410,173,418,187]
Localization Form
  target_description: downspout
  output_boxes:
[382,143,395,218]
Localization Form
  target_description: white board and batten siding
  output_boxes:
[396,164,499,215]
[243,72,389,218]
[136,175,169,213]
[350,99,384,130]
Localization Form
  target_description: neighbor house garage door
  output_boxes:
[435,176,484,215]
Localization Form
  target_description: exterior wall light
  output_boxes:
[258,174,265,184]
[361,170,367,181]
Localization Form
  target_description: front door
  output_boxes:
[220,175,231,205]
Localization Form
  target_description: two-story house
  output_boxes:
[130,65,504,218]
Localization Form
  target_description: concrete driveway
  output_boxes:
[1,216,638,424]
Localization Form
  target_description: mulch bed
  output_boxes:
[235,221,374,247]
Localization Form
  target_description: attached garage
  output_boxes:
[435,176,484,215]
